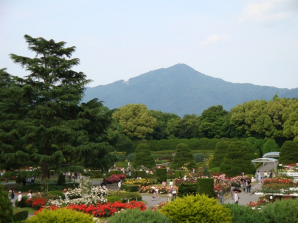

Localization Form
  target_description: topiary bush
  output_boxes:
[0,184,13,223]
[160,194,231,223]
[107,209,172,223]
[49,190,65,200]
[122,185,140,192]
[223,204,269,223]
[24,208,94,223]
[178,183,197,198]
[13,210,29,222]
[155,169,167,182]
[197,178,214,198]
[117,153,126,162]
[194,153,205,163]
[260,199,298,223]
[127,153,135,162]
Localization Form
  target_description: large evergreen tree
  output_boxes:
[279,141,298,165]
[133,143,155,169]
[0,35,115,178]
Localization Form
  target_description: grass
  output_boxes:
[13,207,37,214]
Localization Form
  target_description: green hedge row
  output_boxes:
[13,210,29,222]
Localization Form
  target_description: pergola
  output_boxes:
[251,158,279,171]
[262,152,280,158]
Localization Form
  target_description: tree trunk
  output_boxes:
[42,163,50,180]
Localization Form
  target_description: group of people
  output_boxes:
[8,189,33,209]
[256,170,273,184]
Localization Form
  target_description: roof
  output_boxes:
[251,158,278,163]
[263,152,280,158]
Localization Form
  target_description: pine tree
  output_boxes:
[0,35,116,178]
[134,143,155,169]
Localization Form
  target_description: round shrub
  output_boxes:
[0,184,13,223]
[127,153,135,162]
[117,153,126,162]
[194,153,205,162]
[223,204,268,223]
[160,194,231,223]
[107,209,171,223]
[24,208,94,223]
[260,199,298,223]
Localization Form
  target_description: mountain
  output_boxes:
[82,64,298,117]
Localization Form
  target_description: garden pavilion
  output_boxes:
[251,152,280,171]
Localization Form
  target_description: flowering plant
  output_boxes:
[247,196,269,208]
[138,185,177,194]
[26,197,48,210]
[106,174,126,184]
[259,178,298,194]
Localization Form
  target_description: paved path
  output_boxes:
[223,182,262,205]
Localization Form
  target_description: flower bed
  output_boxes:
[139,185,177,194]
[106,174,126,184]
[122,178,157,186]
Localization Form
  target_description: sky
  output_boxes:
[0,0,298,89]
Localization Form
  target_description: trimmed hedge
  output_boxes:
[197,178,214,198]
[131,171,146,178]
[122,185,140,192]
[178,183,197,198]
[110,170,123,175]
[156,169,167,182]
[13,210,29,222]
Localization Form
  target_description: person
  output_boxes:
[167,188,172,202]
[169,179,173,186]
[162,180,166,188]
[27,190,32,199]
[10,189,15,207]
[101,178,107,187]
[234,190,239,205]
[230,185,235,200]
[117,180,121,191]
[241,171,244,176]
[152,186,157,200]
[269,171,273,178]
[257,171,261,184]
[242,179,246,193]
[128,171,131,178]
[170,185,177,200]
[31,176,35,184]
[28,177,32,185]
[218,188,224,204]
[246,178,251,194]
[264,171,268,179]
[18,191,22,209]
[155,187,160,199]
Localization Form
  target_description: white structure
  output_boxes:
[251,158,279,171]
[262,152,280,158]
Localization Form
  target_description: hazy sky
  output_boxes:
[0,0,298,89]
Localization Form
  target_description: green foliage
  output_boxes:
[178,183,197,197]
[134,143,155,169]
[57,173,65,185]
[127,153,135,162]
[49,191,65,200]
[107,209,171,223]
[0,184,13,223]
[109,170,123,175]
[122,185,140,192]
[155,169,167,182]
[112,191,142,201]
[220,141,255,177]
[113,103,157,139]
[211,141,229,167]
[261,199,298,223]
[131,170,146,178]
[13,210,29,222]
[117,153,126,162]
[279,141,298,165]
[197,178,214,198]
[262,139,280,155]
[170,143,196,170]
[16,196,30,208]
[25,208,94,223]
[115,134,135,155]
[106,196,121,203]
[160,194,231,223]
[194,153,205,162]
[223,204,269,223]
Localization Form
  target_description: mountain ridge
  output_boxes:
[83,64,298,117]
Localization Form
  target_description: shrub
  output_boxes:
[117,153,126,162]
[160,194,231,223]
[25,208,94,223]
[127,153,135,162]
[134,143,155,169]
[113,191,142,201]
[223,204,268,223]
[155,169,167,182]
[170,143,196,170]
[107,209,172,223]
[122,185,140,192]
[279,141,298,165]
[194,153,205,162]
[57,173,66,185]
[49,190,65,200]
[17,196,30,208]
[131,170,146,178]
[178,183,197,198]
[106,196,122,203]
[197,178,214,198]
[0,184,13,223]
[13,210,29,222]
[260,199,298,223]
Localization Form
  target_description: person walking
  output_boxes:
[246,178,251,194]
[169,179,173,187]
[27,190,32,199]
[101,178,107,187]
[234,190,239,205]
[167,188,172,202]
[10,189,15,207]
[170,186,177,200]
[152,186,157,200]
[242,180,246,193]
[117,180,122,191]
[155,187,160,199]
[257,171,261,184]
[218,188,224,204]
[17,191,22,209]
[230,185,235,200]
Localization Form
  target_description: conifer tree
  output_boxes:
[0,35,116,178]
[170,143,196,170]
[133,143,155,169]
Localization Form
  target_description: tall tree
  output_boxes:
[0,35,115,178]
[133,143,155,169]
[279,141,298,165]
[113,104,157,140]
[170,143,196,170]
